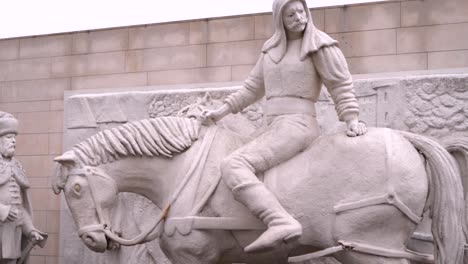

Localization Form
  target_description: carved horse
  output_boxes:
[52,116,467,264]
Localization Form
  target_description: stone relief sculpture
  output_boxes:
[0,112,47,264]
[51,0,468,263]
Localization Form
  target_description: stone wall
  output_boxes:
[1,0,468,263]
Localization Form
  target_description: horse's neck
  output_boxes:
[99,153,191,209]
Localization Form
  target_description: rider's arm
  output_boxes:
[224,54,266,114]
[312,45,359,123]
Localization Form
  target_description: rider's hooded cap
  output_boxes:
[262,0,337,63]
[0,111,18,137]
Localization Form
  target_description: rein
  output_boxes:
[71,126,218,246]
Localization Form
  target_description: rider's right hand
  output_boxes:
[200,104,232,124]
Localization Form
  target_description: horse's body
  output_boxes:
[53,117,466,264]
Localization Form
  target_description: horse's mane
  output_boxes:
[73,117,201,166]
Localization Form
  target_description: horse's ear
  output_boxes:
[54,151,77,167]
[201,93,212,105]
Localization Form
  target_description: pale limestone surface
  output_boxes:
[56,70,468,264]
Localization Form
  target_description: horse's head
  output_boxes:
[52,151,118,252]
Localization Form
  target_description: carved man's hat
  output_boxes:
[0,111,18,137]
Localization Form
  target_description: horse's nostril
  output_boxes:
[84,234,95,245]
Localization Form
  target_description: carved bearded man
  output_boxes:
[0,112,43,264]
[204,0,367,254]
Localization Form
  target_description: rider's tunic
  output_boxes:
[222,36,360,189]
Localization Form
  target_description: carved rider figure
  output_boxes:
[203,0,367,253]
[0,112,44,264]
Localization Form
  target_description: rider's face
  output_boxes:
[282,1,307,34]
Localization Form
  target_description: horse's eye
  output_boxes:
[74,184,81,193]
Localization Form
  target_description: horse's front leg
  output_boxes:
[159,230,228,264]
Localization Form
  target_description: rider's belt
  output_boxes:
[265,97,316,117]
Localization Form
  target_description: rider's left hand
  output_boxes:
[346,118,367,137]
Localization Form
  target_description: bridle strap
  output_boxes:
[74,126,218,247]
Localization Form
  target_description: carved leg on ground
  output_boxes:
[232,181,302,253]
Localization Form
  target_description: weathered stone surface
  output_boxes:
[48,133,63,155]
[15,155,55,178]
[51,51,126,77]
[207,40,263,66]
[325,2,400,33]
[73,28,129,54]
[29,178,50,189]
[0,78,70,102]
[348,53,427,74]
[232,64,254,81]
[148,67,231,85]
[189,20,208,44]
[49,100,64,111]
[331,29,396,57]
[401,0,468,27]
[0,57,51,82]
[398,23,468,53]
[19,35,72,59]
[126,45,206,72]
[71,72,147,90]
[0,39,19,60]
[207,16,255,43]
[0,101,50,113]
[429,50,468,69]
[129,23,190,49]
[15,134,49,155]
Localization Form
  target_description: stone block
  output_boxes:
[190,20,208,44]
[47,191,60,210]
[28,256,46,264]
[46,210,60,234]
[232,64,254,81]
[207,40,264,66]
[18,112,50,134]
[49,111,64,133]
[311,9,325,32]
[15,134,49,155]
[46,257,59,264]
[126,45,206,72]
[50,100,64,111]
[331,29,396,57]
[0,39,19,60]
[397,23,468,53]
[32,210,47,231]
[254,14,273,39]
[19,35,72,59]
[72,28,129,54]
[29,178,49,189]
[402,0,468,27]
[0,101,50,113]
[15,156,54,178]
[0,78,69,102]
[207,16,255,43]
[428,50,468,69]
[51,51,126,77]
[148,66,231,85]
[49,133,63,155]
[71,72,147,90]
[325,2,400,33]
[129,23,190,49]
[348,53,428,74]
[29,189,49,210]
[31,233,58,256]
[0,58,51,82]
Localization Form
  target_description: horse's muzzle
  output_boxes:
[82,231,108,252]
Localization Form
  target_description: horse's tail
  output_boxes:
[400,131,465,264]
[443,136,468,263]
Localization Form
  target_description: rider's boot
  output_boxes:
[232,181,302,253]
